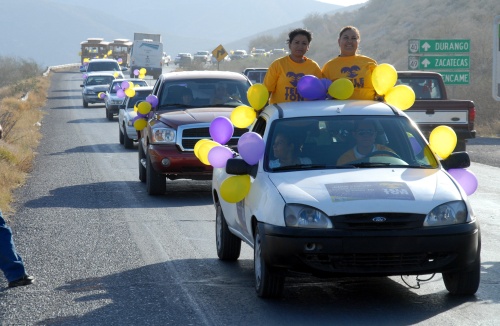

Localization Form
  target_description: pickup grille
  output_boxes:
[178,124,248,151]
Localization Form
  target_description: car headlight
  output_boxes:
[284,204,332,229]
[423,201,468,227]
[84,89,94,95]
[151,127,176,144]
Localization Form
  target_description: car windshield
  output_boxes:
[110,80,148,94]
[265,116,438,171]
[87,61,120,72]
[156,78,251,110]
[126,90,152,110]
[85,76,114,86]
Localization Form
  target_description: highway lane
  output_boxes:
[0,69,499,325]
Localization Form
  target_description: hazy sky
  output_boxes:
[317,0,368,5]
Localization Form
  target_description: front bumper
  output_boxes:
[258,221,480,277]
[82,94,104,104]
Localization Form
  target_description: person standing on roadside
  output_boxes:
[322,26,378,100]
[0,210,35,288]
[263,28,323,104]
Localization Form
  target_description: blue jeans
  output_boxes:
[0,210,26,282]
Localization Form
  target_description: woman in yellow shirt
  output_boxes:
[322,26,378,100]
[263,28,322,104]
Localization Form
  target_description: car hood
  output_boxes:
[156,107,234,128]
[267,168,462,215]
[85,85,110,92]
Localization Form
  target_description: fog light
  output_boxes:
[305,243,316,251]
[161,158,171,167]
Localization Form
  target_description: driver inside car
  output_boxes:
[336,119,394,165]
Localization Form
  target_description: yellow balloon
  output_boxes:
[137,101,152,115]
[83,58,90,63]
[194,139,210,159]
[384,85,415,110]
[429,125,457,159]
[198,140,219,165]
[113,72,120,78]
[128,81,134,89]
[231,105,256,128]
[134,118,147,131]
[108,50,112,55]
[139,68,147,75]
[220,175,251,203]
[134,104,139,112]
[139,74,146,79]
[371,63,397,95]
[328,78,354,100]
[125,88,136,97]
[247,83,269,111]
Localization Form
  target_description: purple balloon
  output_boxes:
[146,95,159,108]
[448,168,478,196]
[82,73,88,79]
[208,146,234,168]
[321,78,332,91]
[238,132,265,165]
[136,112,148,118]
[133,69,140,76]
[121,81,130,90]
[116,89,125,98]
[114,84,121,91]
[210,116,234,145]
[297,75,326,100]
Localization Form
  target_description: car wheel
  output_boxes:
[442,253,481,295]
[138,140,146,182]
[83,99,89,108]
[146,152,166,195]
[455,140,466,152]
[215,201,241,261]
[106,109,113,120]
[119,126,124,145]
[254,224,285,298]
[123,126,134,149]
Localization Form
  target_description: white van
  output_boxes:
[129,40,163,79]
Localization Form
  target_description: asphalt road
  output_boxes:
[1,69,499,325]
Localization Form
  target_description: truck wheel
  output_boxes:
[455,140,466,152]
[146,152,166,195]
[83,100,89,108]
[442,254,480,295]
[254,224,285,298]
[106,110,113,120]
[119,126,124,145]
[138,140,146,182]
[123,127,134,149]
[216,201,241,261]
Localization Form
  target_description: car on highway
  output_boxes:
[230,50,248,60]
[250,48,267,57]
[118,86,154,149]
[212,99,481,298]
[80,72,116,108]
[193,51,211,63]
[138,70,252,195]
[174,53,193,67]
[105,78,149,120]
[85,58,127,79]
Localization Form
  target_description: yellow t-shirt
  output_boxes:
[322,55,377,100]
[263,56,323,104]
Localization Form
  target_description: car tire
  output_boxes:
[215,201,241,261]
[254,224,285,298]
[119,126,124,145]
[83,100,89,108]
[146,152,166,195]
[455,140,466,152]
[442,253,481,295]
[123,126,134,149]
[106,109,113,120]
[138,140,146,182]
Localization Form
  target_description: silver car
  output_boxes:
[118,86,154,149]
[80,72,116,108]
[105,78,149,120]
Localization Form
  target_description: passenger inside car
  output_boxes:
[269,131,311,168]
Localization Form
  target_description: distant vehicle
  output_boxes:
[270,48,288,57]
[105,78,149,120]
[193,51,211,63]
[118,86,154,149]
[251,48,267,57]
[80,38,109,65]
[108,39,133,67]
[242,68,268,84]
[130,33,163,79]
[162,52,171,66]
[85,58,127,79]
[174,53,193,67]
[80,72,116,108]
[230,50,248,60]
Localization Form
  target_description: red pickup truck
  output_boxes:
[397,71,476,152]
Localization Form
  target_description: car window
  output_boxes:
[265,116,438,171]
[126,90,152,109]
[397,77,442,99]
[86,76,114,85]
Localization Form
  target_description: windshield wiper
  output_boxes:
[156,103,193,110]
[271,164,352,171]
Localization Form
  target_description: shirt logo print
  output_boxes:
[341,65,361,78]
[286,72,305,87]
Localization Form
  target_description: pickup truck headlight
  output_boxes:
[151,127,176,144]
[284,204,332,229]
[423,201,468,226]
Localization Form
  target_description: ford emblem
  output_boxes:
[372,216,387,223]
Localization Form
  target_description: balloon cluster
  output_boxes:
[115,80,137,98]
[372,63,415,110]
[296,75,354,100]
[133,94,159,131]
[133,68,148,79]
[194,84,268,203]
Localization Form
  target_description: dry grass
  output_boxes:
[0,76,48,215]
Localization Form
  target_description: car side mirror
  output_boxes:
[121,67,128,71]
[80,84,84,87]
[441,151,471,170]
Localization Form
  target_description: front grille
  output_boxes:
[178,124,248,151]
[333,213,426,230]
[301,252,453,273]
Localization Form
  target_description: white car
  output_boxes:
[212,99,481,298]
[105,78,149,120]
[118,86,154,148]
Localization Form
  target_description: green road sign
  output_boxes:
[408,39,470,53]
[437,71,470,85]
[408,55,470,70]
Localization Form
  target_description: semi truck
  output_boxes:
[129,33,163,79]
